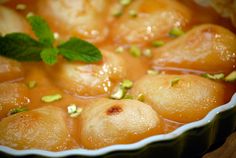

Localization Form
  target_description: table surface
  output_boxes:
[202,132,236,158]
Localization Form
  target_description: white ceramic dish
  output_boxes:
[0,93,235,158]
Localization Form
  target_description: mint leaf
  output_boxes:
[40,48,58,65]
[58,38,102,63]
[0,33,44,61]
[27,15,54,47]
[0,16,103,65]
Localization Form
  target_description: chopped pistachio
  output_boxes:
[67,104,83,117]
[26,12,34,18]
[67,104,77,114]
[110,80,134,100]
[53,32,60,39]
[169,27,185,37]
[16,4,27,10]
[121,80,133,89]
[147,69,159,75]
[110,86,126,100]
[27,80,37,89]
[115,46,124,53]
[170,78,180,87]
[112,9,123,17]
[8,107,28,115]
[225,71,236,82]
[120,0,132,6]
[111,4,123,17]
[129,45,141,57]
[152,40,165,47]
[201,73,225,80]
[41,94,62,103]
[129,10,137,17]
[123,94,133,99]
[142,49,152,57]
[137,93,145,102]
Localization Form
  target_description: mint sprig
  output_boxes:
[40,48,59,65]
[0,33,44,61]
[58,38,102,63]
[0,15,102,65]
[27,15,55,47]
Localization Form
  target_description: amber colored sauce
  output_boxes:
[179,0,236,34]
[1,0,236,150]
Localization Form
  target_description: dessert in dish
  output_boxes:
[0,0,235,153]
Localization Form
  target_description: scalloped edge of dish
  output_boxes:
[0,93,236,157]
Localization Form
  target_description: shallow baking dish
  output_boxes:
[0,93,235,158]
[0,0,236,157]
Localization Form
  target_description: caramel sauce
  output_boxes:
[0,0,235,150]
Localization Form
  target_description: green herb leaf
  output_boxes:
[58,37,102,63]
[40,48,59,65]
[27,15,54,47]
[0,33,44,61]
[0,16,103,65]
